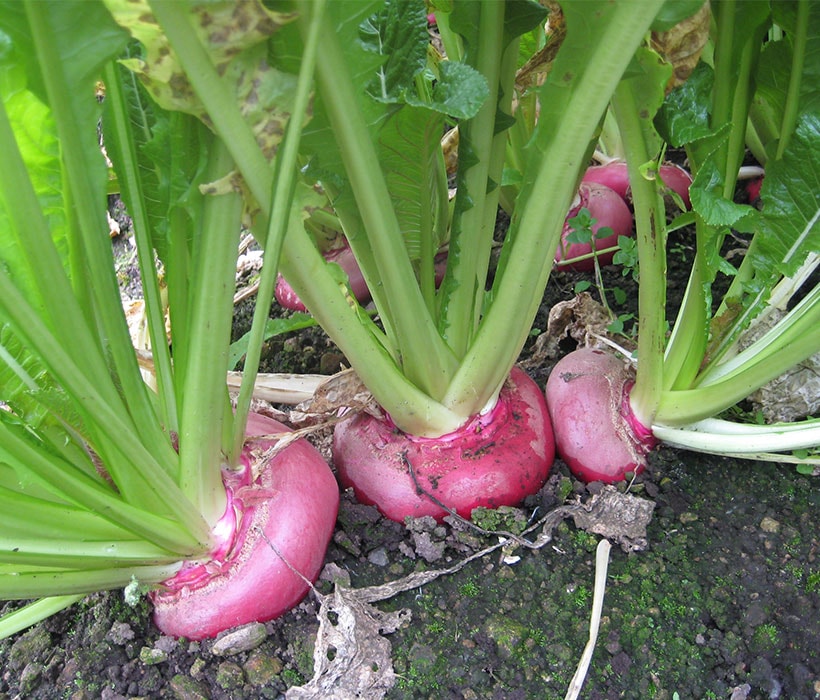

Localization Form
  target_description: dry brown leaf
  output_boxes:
[296,369,376,416]
[522,292,633,369]
[514,1,565,91]
[651,1,712,92]
[285,584,409,700]
[572,486,655,552]
[441,126,459,176]
[739,309,820,423]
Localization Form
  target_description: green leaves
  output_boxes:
[655,62,714,151]
[751,113,820,284]
[359,0,428,103]
[750,0,820,162]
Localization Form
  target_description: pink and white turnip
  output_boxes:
[151,414,339,640]
[582,161,692,209]
[333,367,555,522]
[554,182,633,271]
[545,348,656,483]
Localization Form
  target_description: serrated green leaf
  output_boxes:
[378,104,448,259]
[359,0,428,103]
[655,61,714,147]
[690,154,757,227]
[412,60,489,120]
[751,112,820,281]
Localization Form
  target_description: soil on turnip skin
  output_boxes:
[1,208,818,700]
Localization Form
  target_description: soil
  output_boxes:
[1,209,818,700]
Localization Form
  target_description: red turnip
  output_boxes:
[276,242,370,311]
[745,175,763,204]
[554,182,633,271]
[545,348,656,483]
[276,244,449,311]
[333,367,555,522]
[582,162,632,200]
[656,162,692,209]
[151,413,339,640]
[582,161,692,209]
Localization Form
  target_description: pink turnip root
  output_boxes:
[582,161,692,209]
[333,367,555,522]
[554,182,633,272]
[276,242,369,311]
[545,348,656,483]
[151,413,339,640]
[745,175,764,204]
[582,162,632,200]
[276,242,449,311]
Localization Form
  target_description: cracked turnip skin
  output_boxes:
[545,348,656,483]
[333,367,555,522]
[151,413,339,640]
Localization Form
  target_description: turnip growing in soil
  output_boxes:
[554,182,634,272]
[275,238,449,312]
[546,1,820,483]
[146,0,677,523]
[0,0,339,640]
[275,240,370,311]
[582,160,693,209]
[554,162,693,273]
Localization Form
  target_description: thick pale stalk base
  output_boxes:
[151,414,339,640]
[333,367,555,522]
[546,348,656,483]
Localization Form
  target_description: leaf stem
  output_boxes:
[230,0,326,463]
[610,78,667,428]
[176,141,243,524]
[148,0,463,435]
[443,0,666,415]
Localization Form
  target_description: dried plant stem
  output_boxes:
[565,538,612,700]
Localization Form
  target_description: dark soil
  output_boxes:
[1,213,818,700]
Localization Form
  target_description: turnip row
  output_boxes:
[10,0,794,648]
[544,1,820,483]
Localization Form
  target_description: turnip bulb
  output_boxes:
[276,242,369,311]
[582,161,692,209]
[554,182,633,272]
[276,244,449,311]
[581,162,632,200]
[746,175,764,204]
[545,348,656,483]
[656,162,693,209]
[150,414,339,640]
[333,367,555,522]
